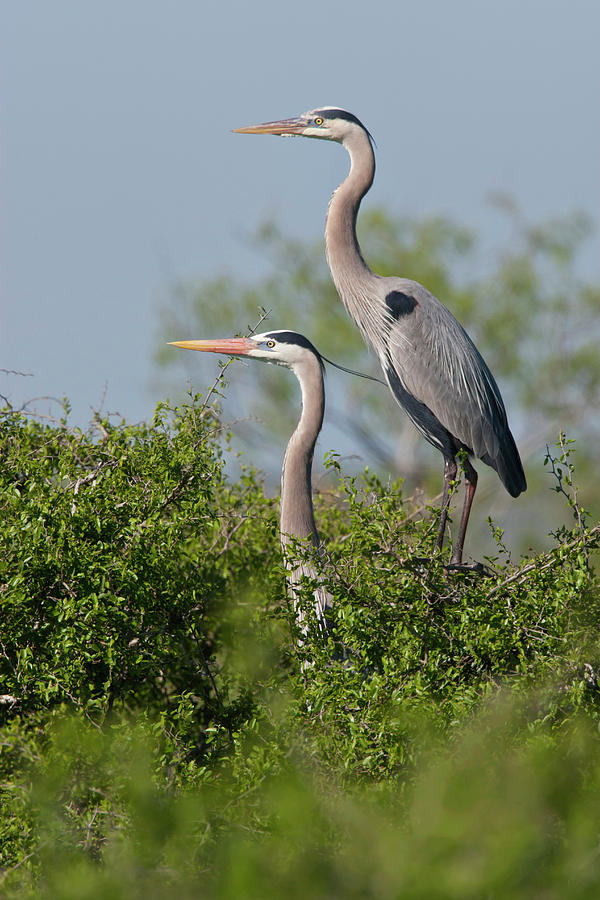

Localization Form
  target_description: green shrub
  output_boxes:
[1,398,599,896]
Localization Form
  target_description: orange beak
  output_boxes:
[168,337,256,356]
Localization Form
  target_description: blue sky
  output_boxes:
[2,0,599,427]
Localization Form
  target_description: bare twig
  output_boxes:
[214,516,250,557]
[60,459,119,494]
[199,308,272,415]
[0,850,39,883]
[81,806,101,852]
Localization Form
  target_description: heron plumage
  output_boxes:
[170,330,334,630]
[235,106,526,564]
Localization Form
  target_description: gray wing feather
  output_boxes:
[380,278,513,469]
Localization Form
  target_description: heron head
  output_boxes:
[234,107,372,145]
[169,330,324,371]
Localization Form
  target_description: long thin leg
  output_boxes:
[435,457,458,553]
[450,459,478,565]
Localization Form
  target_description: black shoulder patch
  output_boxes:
[385,291,418,321]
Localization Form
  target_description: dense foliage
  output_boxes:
[1,390,600,897]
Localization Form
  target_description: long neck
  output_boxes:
[325,129,377,300]
[280,359,324,549]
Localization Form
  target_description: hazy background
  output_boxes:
[2,1,598,420]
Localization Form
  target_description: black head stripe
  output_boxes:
[264,331,325,376]
[312,108,375,146]
[313,108,366,129]
[265,330,320,355]
[264,330,384,385]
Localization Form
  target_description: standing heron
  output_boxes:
[235,108,526,567]
[170,329,348,633]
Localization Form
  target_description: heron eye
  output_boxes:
[314,117,324,126]
[266,340,275,348]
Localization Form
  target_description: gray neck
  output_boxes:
[280,357,325,549]
[325,128,377,299]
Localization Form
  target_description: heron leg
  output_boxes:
[450,459,478,565]
[435,457,458,553]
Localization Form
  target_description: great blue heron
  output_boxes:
[235,108,527,567]
[170,329,364,633]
